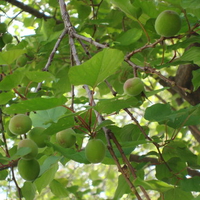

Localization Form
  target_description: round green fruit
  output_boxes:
[28,127,49,148]
[0,23,7,33]
[56,128,76,148]
[16,54,28,67]
[17,158,40,181]
[85,139,106,163]
[9,114,32,135]
[18,139,38,160]
[123,77,144,96]
[155,10,181,37]
[2,33,12,44]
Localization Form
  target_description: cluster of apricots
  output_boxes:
[7,114,106,181]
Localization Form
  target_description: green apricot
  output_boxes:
[28,127,49,148]
[2,33,12,44]
[17,158,40,181]
[85,139,106,163]
[123,77,144,96]
[9,114,32,135]
[18,139,38,160]
[155,10,181,37]
[16,55,28,67]
[0,23,7,33]
[56,128,76,148]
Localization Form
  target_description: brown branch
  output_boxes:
[5,0,51,19]
[129,154,200,177]
[5,0,62,23]
[35,28,68,92]
[11,166,22,199]
[0,109,10,157]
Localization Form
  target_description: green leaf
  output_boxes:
[145,87,170,98]
[116,28,143,45]
[40,18,56,41]
[48,0,57,7]
[114,174,131,199]
[192,69,200,91]
[111,0,140,20]
[156,157,187,180]
[52,66,71,96]
[0,170,8,180]
[3,96,67,114]
[144,103,200,128]
[21,182,36,200]
[0,92,15,105]
[179,47,200,65]
[119,124,146,142]
[156,163,173,180]
[48,142,89,164]
[42,114,75,135]
[134,178,173,192]
[162,187,193,200]
[77,4,91,19]
[50,179,69,197]
[35,162,58,193]
[144,103,172,123]
[95,96,142,114]
[25,71,55,83]
[30,106,67,128]
[180,177,200,192]
[69,48,124,88]
[0,68,27,90]
[0,49,26,64]
[11,147,31,160]
[181,0,200,9]
[39,156,61,176]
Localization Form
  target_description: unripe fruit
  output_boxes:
[85,139,106,163]
[56,128,76,148]
[17,158,40,181]
[2,33,12,44]
[9,114,32,135]
[18,139,38,160]
[28,127,49,148]
[155,10,181,37]
[16,55,28,67]
[123,77,144,96]
[0,23,7,33]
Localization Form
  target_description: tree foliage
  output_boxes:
[1,0,200,199]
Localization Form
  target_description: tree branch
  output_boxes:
[129,154,200,177]
[5,0,62,23]
[6,0,51,19]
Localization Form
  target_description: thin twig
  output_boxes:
[35,29,68,92]
[0,109,10,157]
[42,29,68,71]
